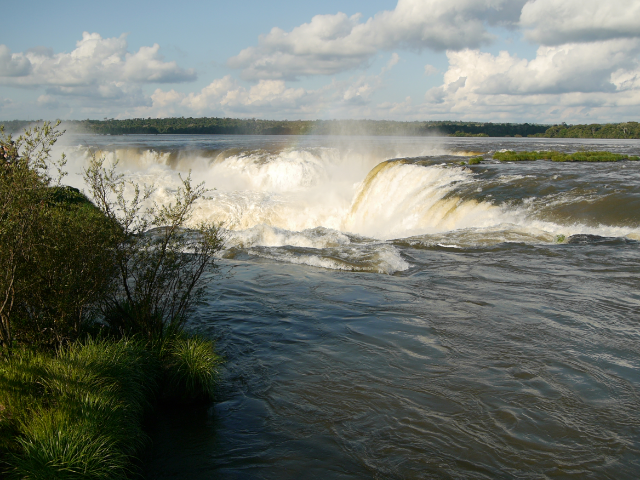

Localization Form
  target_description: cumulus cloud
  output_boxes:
[0,32,195,92]
[521,0,640,46]
[423,38,640,120]
[8,1,640,123]
[457,40,638,96]
[0,45,32,77]
[228,0,525,80]
[135,52,401,118]
[144,76,332,118]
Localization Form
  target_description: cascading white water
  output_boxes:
[58,139,640,272]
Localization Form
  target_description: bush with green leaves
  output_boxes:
[0,122,225,476]
[1,122,225,349]
[0,123,121,351]
[83,152,225,340]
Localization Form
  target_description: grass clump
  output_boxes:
[11,410,129,480]
[0,335,221,478]
[0,339,157,479]
[161,334,223,403]
[467,156,483,165]
[493,150,640,162]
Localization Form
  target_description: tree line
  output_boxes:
[2,118,640,138]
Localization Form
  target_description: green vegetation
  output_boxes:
[0,122,117,350]
[83,153,224,341]
[467,157,483,165]
[493,150,640,162]
[161,334,223,403]
[452,131,489,137]
[65,118,549,137]
[5,118,640,138]
[0,337,221,478]
[3,118,550,137]
[542,121,640,139]
[0,339,156,479]
[0,122,225,477]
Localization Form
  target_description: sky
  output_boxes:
[1,0,640,123]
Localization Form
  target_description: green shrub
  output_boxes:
[84,154,225,340]
[468,156,483,165]
[162,334,222,403]
[0,123,225,476]
[493,150,636,162]
[1,124,121,351]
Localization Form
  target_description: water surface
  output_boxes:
[62,135,640,479]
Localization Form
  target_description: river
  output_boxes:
[62,134,640,479]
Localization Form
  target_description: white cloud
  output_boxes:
[142,76,325,117]
[8,0,640,123]
[151,88,185,108]
[521,0,640,46]
[37,95,60,109]
[0,45,31,77]
[423,39,640,121]
[424,64,439,76]
[385,53,400,71]
[0,33,195,96]
[458,40,638,96]
[134,52,401,118]
[228,0,525,80]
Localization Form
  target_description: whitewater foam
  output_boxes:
[56,139,640,273]
[248,243,410,274]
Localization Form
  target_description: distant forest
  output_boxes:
[2,118,640,138]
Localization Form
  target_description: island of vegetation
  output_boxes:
[2,118,640,138]
[459,150,639,165]
[492,150,640,162]
[0,122,225,478]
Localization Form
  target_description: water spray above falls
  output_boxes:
[62,136,640,270]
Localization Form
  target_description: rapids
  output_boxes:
[60,134,640,274]
[59,134,640,478]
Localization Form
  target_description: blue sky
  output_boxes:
[2,0,640,123]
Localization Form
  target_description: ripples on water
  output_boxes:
[60,135,640,478]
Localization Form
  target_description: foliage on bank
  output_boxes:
[0,336,221,479]
[542,121,640,139]
[493,150,640,162]
[0,122,225,477]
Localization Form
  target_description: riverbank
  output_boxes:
[0,335,221,478]
[0,122,225,477]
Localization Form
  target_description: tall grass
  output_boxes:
[0,335,220,479]
[162,334,223,403]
